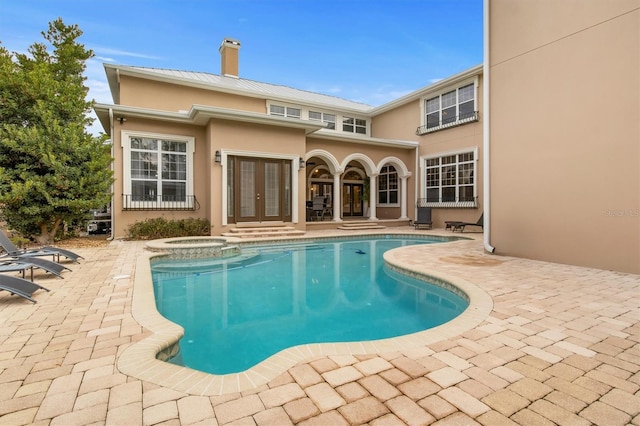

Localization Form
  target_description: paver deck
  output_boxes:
[0,228,638,425]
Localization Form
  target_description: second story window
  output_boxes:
[343,117,367,134]
[418,81,478,135]
[269,104,301,119]
[309,111,336,130]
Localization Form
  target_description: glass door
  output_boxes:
[233,157,290,223]
[342,183,363,217]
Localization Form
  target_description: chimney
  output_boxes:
[219,38,241,78]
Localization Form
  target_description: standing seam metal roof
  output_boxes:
[123,66,375,113]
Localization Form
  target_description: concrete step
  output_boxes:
[337,221,386,231]
[222,229,306,239]
[228,226,297,233]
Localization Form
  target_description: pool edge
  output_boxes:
[118,237,493,396]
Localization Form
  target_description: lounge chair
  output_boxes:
[414,205,432,230]
[446,213,484,232]
[0,257,69,281]
[0,274,50,303]
[0,231,83,263]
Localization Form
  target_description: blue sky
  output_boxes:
[0,0,483,134]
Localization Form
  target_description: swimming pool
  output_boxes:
[151,236,469,374]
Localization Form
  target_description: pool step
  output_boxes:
[337,221,387,231]
[222,226,306,239]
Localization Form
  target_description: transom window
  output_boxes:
[424,150,477,208]
[269,104,301,119]
[343,117,367,134]
[309,111,336,130]
[378,164,398,205]
[123,132,195,210]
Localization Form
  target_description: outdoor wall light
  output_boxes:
[215,150,221,163]
[116,117,127,124]
[299,157,305,168]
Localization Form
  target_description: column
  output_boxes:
[369,174,378,220]
[399,176,409,219]
[332,172,342,222]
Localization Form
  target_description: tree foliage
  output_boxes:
[0,19,113,243]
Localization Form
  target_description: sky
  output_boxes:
[0,0,484,135]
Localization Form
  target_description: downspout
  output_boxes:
[108,108,115,241]
[483,0,496,253]
[414,145,419,226]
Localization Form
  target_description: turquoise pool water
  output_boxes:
[151,236,468,374]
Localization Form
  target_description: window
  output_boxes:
[424,150,477,207]
[378,164,398,205]
[123,132,195,210]
[269,104,301,119]
[309,111,336,130]
[420,82,477,134]
[342,117,367,134]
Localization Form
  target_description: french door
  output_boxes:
[230,157,291,223]
[342,183,364,217]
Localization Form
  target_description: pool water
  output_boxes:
[151,236,468,374]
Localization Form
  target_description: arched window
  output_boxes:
[378,164,398,205]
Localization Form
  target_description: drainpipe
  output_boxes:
[108,108,115,241]
[414,146,419,226]
[483,0,495,253]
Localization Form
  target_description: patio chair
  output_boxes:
[0,257,69,281]
[414,206,432,230]
[0,274,50,303]
[311,196,330,221]
[0,231,83,263]
[446,213,484,232]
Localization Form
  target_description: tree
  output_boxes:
[0,19,113,244]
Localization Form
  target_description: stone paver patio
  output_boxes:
[0,228,638,425]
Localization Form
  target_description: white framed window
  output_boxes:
[342,116,367,134]
[378,164,398,205]
[309,111,336,130]
[122,131,195,210]
[423,148,477,208]
[419,79,478,134]
[269,103,301,119]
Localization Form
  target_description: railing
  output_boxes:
[416,111,479,135]
[417,197,478,208]
[122,194,200,211]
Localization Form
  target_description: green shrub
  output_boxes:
[126,217,211,240]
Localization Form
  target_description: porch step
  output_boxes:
[337,220,387,231]
[221,225,305,239]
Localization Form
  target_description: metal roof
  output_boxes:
[106,64,375,113]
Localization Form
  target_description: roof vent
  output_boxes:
[219,38,241,78]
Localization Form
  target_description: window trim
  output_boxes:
[377,164,399,207]
[420,147,478,208]
[121,131,195,210]
[417,77,479,135]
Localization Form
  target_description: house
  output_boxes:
[94,0,638,275]
[94,39,484,239]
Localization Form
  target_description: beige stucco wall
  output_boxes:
[488,0,640,274]
[111,119,210,238]
[372,75,485,228]
[119,75,266,113]
[209,120,307,234]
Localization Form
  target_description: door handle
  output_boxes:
[256,193,260,200]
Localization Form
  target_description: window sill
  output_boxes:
[416,112,479,135]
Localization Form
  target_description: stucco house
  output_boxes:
[94,0,639,275]
[94,41,484,239]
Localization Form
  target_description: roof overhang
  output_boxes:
[309,129,418,149]
[93,103,327,136]
[370,64,483,116]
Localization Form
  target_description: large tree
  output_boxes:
[0,19,113,244]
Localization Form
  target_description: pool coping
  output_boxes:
[117,234,493,395]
